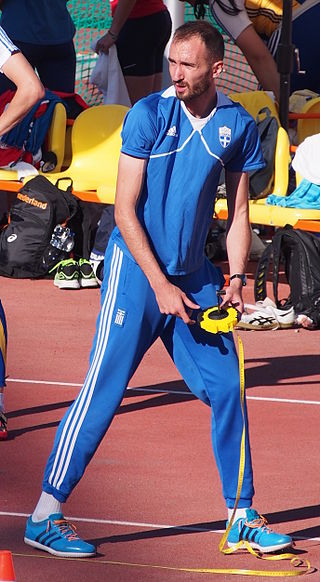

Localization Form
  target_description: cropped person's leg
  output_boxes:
[123,75,155,105]
[153,9,172,92]
[117,10,172,103]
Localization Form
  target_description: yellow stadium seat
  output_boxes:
[229,91,290,197]
[296,96,320,145]
[229,90,280,124]
[43,104,129,202]
[214,92,320,230]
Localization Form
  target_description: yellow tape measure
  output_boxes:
[197,305,239,334]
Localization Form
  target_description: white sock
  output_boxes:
[0,392,4,412]
[228,507,249,522]
[32,491,62,522]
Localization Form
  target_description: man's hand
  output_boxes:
[153,279,200,325]
[220,280,244,314]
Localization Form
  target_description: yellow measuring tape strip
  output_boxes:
[0,320,6,367]
[12,552,314,576]
[217,329,312,576]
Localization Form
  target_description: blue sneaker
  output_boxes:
[227,509,292,553]
[24,513,96,557]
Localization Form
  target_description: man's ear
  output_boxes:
[212,60,224,79]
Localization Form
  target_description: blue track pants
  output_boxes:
[43,240,254,508]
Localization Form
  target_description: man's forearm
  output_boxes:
[225,171,251,276]
[226,211,252,276]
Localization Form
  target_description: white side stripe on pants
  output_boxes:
[48,244,123,490]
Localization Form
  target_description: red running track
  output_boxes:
[0,263,319,581]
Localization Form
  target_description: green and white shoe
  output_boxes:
[52,259,80,290]
[78,258,98,288]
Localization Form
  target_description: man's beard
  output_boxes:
[174,70,211,103]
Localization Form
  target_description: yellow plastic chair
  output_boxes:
[296,96,320,145]
[42,104,130,202]
[214,92,320,230]
[229,90,281,124]
[229,91,290,197]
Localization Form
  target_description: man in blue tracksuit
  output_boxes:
[25,21,292,558]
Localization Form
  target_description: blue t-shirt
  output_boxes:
[0,1,75,45]
[112,87,265,276]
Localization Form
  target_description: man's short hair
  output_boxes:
[172,21,224,63]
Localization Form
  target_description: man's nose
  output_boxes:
[171,63,183,81]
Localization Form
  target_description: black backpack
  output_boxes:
[249,107,278,199]
[254,225,320,326]
[0,175,79,278]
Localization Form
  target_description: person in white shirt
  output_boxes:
[0,25,44,440]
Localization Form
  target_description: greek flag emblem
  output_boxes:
[219,126,231,148]
[114,308,126,327]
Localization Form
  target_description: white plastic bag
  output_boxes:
[90,42,131,107]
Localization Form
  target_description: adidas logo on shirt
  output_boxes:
[166,125,178,137]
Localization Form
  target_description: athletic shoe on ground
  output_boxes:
[53,259,80,290]
[227,509,292,553]
[0,411,7,440]
[245,297,277,310]
[78,258,98,288]
[236,298,295,330]
[24,513,96,558]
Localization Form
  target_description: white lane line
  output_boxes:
[7,378,83,387]
[0,511,318,542]
[6,378,320,406]
[0,511,219,533]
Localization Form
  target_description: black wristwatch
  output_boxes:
[229,273,247,286]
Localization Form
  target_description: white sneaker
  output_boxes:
[247,297,276,309]
[236,298,295,330]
